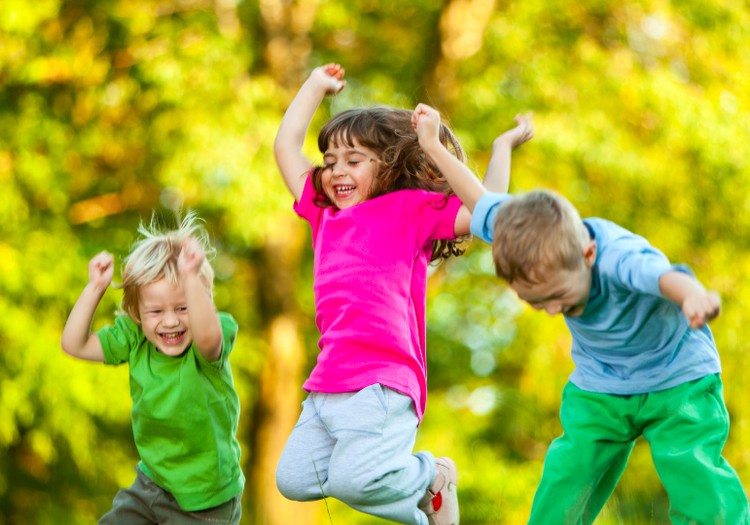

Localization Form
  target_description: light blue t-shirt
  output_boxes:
[470,192,721,394]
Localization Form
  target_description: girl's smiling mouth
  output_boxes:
[334,184,356,197]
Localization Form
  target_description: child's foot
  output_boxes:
[419,456,459,525]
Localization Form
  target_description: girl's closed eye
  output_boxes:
[323,157,363,169]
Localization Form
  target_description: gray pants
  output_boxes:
[99,466,242,524]
[276,384,435,525]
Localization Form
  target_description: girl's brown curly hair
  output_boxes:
[311,106,467,261]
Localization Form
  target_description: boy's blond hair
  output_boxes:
[492,190,589,284]
[119,211,215,322]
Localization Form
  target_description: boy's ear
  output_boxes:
[583,240,597,268]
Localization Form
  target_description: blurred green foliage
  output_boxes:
[1,0,749,523]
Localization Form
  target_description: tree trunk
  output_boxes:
[429,0,498,108]
[246,217,317,525]
[245,1,323,521]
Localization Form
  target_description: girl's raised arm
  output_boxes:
[483,113,534,194]
[274,64,346,202]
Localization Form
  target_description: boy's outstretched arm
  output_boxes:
[413,103,486,220]
[178,237,223,361]
[483,113,534,194]
[659,270,721,328]
[61,252,112,362]
[273,63,346,202]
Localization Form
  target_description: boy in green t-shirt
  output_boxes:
[62,212,244,524]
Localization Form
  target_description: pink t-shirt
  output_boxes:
[295,175,462,421]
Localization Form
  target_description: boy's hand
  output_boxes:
[310,63,346,96]
[88,251,114,289]
[682,291,721,328]
[178,237,206,277]
[412,103,442,146]
[495,113,534,150]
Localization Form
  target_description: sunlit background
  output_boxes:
[1,1,749,523]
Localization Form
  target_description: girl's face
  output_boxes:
[321,138,379,209]
[137,278,193,356]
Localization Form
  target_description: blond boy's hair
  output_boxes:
[119,211,215,322]
[492,190,589,284]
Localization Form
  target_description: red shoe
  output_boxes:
[419,457,459,525]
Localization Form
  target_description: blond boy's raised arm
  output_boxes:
[61,252,111,362]
[178,237,223,361]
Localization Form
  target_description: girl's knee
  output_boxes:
[276,464,318,502]
[275,468,298,501]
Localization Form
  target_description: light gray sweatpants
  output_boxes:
[276,384,435,525]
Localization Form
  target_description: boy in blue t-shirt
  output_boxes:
[61,213,244,524]
[413,103,749,524]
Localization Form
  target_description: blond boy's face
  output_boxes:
[137,278,192,356]
[510,241,597,318]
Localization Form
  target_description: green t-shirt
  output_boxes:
[97,312,244,511]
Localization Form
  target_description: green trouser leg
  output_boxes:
[639,374,749,525]
[581,443,632,524]
[527,382,637,525]
[528,375,750,525]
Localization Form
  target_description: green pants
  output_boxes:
[528,374,749,525]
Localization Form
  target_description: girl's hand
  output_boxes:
[682,291,721,328]
[412,103,442,145]
[88,251,114,289]
[495,113,534,150]
[310,63,346,96]
[178,237,206,277]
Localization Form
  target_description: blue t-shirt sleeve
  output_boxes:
[610,244,673,297]
[469,192,513,244]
